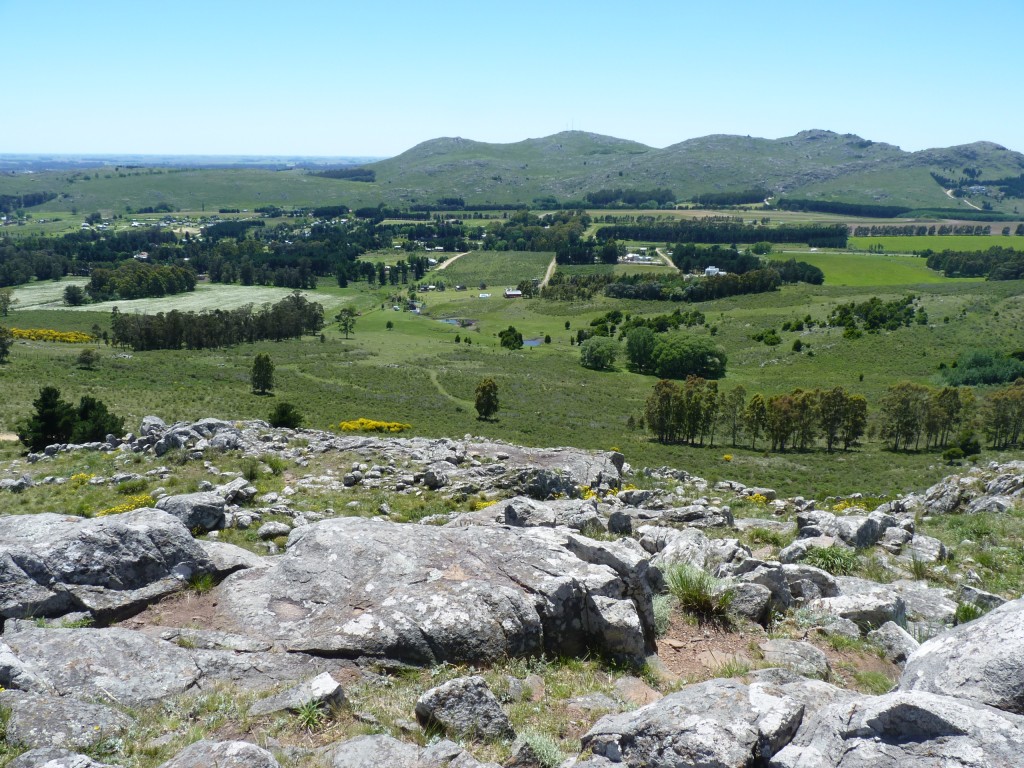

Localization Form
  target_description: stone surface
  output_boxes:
[900,598,1024,713]
[582,678,803,767]
[771,690,1024,768]
[8,750,117,768]
[158,740,281,768]
[868,621,919,666]
[414,675,514,741]
[0,689,132,750]
[759,640,830,679]
[0,509,213,622]
[156,492,226,532]
[248,672,346,717]
[214,518,652,665]
[0,627,200,706]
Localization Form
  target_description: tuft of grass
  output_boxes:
[803,546,859,576]
[652,594,676,637]
[295,699,327,733]
[712,658,752,679]
[953,601,987,625]
[664,563,734,618]
[516,729,565,768]
[852,670,897,695]
[187,573,216,594]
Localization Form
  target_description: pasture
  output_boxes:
[3,243,1023,497]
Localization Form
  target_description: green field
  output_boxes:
[3,243,1023,497]
[782,250,962,287]
[848,235,1024,253]
[434,250,553,289]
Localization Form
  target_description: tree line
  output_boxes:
[109,292,324,351]
[596,220,848,248]
[924,246,1024,280]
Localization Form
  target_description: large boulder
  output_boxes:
[900,598,1024,713]
[0,509,214,622]
[0,627,201,706]
[770,691,1024,767]
[581,678,803,766]
[214,518,653,665]
[156,492,226,532]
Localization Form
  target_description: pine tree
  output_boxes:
[475,378,500,420]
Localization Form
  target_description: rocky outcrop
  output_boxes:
[0,509,214,622]
[214,517,653,665]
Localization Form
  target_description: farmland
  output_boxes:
[847,234,1023,253]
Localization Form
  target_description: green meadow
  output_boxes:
[848,234,1023,253]
[4,246,1023,497]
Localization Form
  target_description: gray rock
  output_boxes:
[0,509,214,622]
[140,415,167,436]
[779,535,840,564]
[582,678,803,766]
[904,534,947,563]
[156,492,226,532]
[424,463,451,490]
[8,749,117,768]
[958,584,1007,612]
[730,582,773,625]
[759,640,830,679]
[324,734,421,768]
[414,676,514,741]
[900,598,1024,713]
[214,518,652,665]
[781,564,839,603]
[965,494,1016,515]
[248,672,346,717]
[158,740,281,768]
[256,521,292,540]
[197,540,269,576]
[215,476,257,503]
[770,690,1024,768]
[1,627,201,706]
[806,589,906,630]
[663,503,734,528]
[867,621,919,666]
[502,496,557,527]
[0,689,132,750]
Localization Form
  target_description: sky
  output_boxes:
[2,0,1023,158]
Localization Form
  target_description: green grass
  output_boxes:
[785,250,960,286]
[664,563,734,618]
[803,546,859,575]
[433,250,553,289]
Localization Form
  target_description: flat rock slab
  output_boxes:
[214,517,651,665]
[8,749,118,768]
[759,640,830,679]
[158,740,281,768]
[771,690,1024,768]
[323,734,500,768]
[0,689,132,750]
[1,627,200,706]
[0,509,214,621]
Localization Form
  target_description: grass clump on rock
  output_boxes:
[664,563,734,618]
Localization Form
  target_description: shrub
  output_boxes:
[516,730,565,768]
[664,563,734,617]
[269,402,303,429]
[339,418,411,433]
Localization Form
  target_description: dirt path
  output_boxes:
[540,256,557,288]
[434,252,471,271]
[0,432,18,442]
[427,369,473,409]
[655,247,679,270]
[945,187,982,211]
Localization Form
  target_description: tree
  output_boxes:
[17,386,77,451]
[879,381,930,451]
[251,353,275,395]
[498,326,523,350]
[645,380,680,443]
[63,284,87,306]
[0,287,16,316]
[718,385,747,447]
[579,336,619,371]
[651,334,727,380]
[475,378,499,420]
[71,396,124,443]
[625,326,658,374]
[269,402,303,429]
[0,325,12,364]
[744,394,768,450]
[336,307,357,339]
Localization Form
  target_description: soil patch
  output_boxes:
[0,432,18,442]
[656,614,765,683]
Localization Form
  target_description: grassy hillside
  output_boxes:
[4,130,1023,216]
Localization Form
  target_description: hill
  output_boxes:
[3,130,1023,215]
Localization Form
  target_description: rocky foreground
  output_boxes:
[1,418,1024,767]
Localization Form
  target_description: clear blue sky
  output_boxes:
[2,0,1022,157]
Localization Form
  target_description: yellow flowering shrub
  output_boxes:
[69,473,96,486]
[96,494,153,517]
[339,418,411,434]
[748,493,769,505]
[12,328,96,344]
[471,500,497,511]
[722,454,733,462]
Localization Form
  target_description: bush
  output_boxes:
[579,336,619,371]
[664,563,734,617]
[269,402,303,429]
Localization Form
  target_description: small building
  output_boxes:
[503,289,523,299]
[704,266,724,277]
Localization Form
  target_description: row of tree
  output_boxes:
[596,220,848,248]
[924,246,1024,280]
[109,292,324,351]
